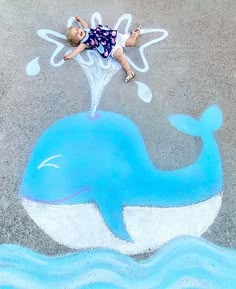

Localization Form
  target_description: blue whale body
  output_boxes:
[20,105,223,241]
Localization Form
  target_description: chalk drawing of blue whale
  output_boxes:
[20,105,223,254]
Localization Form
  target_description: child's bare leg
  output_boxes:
[113,48,131,73]
[113,48,135,82]
[125,28,141,47]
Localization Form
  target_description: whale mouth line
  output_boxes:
[20,186,91,204]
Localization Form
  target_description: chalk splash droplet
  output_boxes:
[135,81,153,103]
[26,57,40,76]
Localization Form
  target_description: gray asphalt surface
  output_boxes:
[0,0,235,256]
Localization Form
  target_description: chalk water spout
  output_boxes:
[26,13,168,116]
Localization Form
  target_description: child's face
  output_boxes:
[70,27,85,43]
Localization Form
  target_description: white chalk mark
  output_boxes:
[74,51,120,116]
[112,13,168,72]
[37,155,63,170]
[113,14,132,34]
[26,57,40,76]
[135,81,153,103]
[37,30,66,67]
[91,12,102,28]
[127,28,168,73]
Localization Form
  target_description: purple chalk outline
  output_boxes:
[20,186,91,204]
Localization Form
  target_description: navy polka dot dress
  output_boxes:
[81,24,117,59]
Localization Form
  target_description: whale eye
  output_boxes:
[37,155,63,170]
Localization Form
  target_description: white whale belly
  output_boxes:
[21,193,223,255]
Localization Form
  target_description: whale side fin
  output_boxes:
[96,199,133,242]
[168,105,223,136]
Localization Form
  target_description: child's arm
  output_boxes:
[63,43,87,60]
[75,16,89,29]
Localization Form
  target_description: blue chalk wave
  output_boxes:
[0,236,236,289]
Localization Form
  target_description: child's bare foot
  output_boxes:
[125,71,135,83]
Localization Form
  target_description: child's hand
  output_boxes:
[75,16,80,22]
[63,55,72,61]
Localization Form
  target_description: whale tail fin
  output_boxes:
[168,105,223,136]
